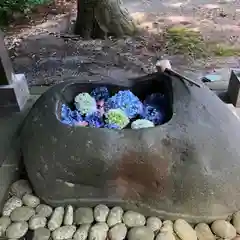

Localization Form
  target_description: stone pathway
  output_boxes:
[1,179,240,240]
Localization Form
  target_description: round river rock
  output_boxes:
[146,217,162,233]
[64,205,74,225]
[10,180,32,198]
[33,227,51,240]
[128,226,154,240]
[233,211,240,234]
[22,194,40,208]
[10,206,35,221]
[36,204,53,218]
[2,196,22,216]
[0,216,11,236]
[89,223,109,240]
[48,207,64,231]
[155,231,176,240]
[94,204,109,223]
[6,221,28,239]
[160,220,173,233]
[123,211,146,227]
[29,215,47,230]
[75,207,94,225]
[73,224,91,240]
[108,223,127,240]
[52,225,76,240]
[195,222,215,240]
[211,220,236,239]
[174,219,197,240]
[107,207,124,227]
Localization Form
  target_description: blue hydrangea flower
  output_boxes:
[105,90,143,119]
[85,112,104,128]
[74,92,97,115]
[144,93,166,109]
[60,104,83,125]
[90,87,110,101]
[141,105,164,125]
[105,109,130,129]
[131,119,154,129]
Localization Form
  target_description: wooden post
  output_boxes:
[0,31,30,115]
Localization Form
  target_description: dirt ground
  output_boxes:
[3,0,240,86]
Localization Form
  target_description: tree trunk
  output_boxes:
[74,0,137,38]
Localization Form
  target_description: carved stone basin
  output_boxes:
[20,72,240,223]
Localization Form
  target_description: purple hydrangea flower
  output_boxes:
[60,104,83,125]
[91,87,110,101]
[85,112,104,128]
[141,105,164,125]
[105,90,143,119]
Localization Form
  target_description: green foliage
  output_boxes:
[0,0,51,25]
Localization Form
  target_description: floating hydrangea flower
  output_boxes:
[60,104,83,125]
[91,87,110,101]
[74,92,97,115]
[85,112,104,128]
[131,119,154,129]
[105,90,143,119]
[105,109,129,129]
[141,105,164,125]
[104,123,122,130]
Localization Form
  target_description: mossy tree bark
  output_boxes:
[74,0,137,38]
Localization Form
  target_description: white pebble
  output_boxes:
[107,207,124,227]
[156,232,176,240]
[29,215,47,230]
[108,223,127,240]
[146,217,162,233]
[128,226,154,240]
[73,224,91,240]
[10,180,32,198]
[48,207,64,231]
[6,221,28,239]
[75,207,94,225]
[33,227,51,240]
[211,220,236,239]
[161,220,174,233]
[52,226,76,240]
[0,216,11,236]
[64,205,74,225]
[10,206,35,221]
[36,204,53,218]
[94,204,109,222]
[22,194,40,208]
[233,211,240,234]
[89,223,109,240]
[123,211,146,227]
[195,222,215,240]
[174,219,197,240]
[2,196,22,216]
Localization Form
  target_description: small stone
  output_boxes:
[156,232,176,240]
[233,211,240,234]
[0,216,11,236]
[36,204,53,218]
[195,223,215,240]
[211,220,236,239]
[33,227,51,240]
[123,211,146,227]
[10,180,32,198]
[108,223,127,240]
[89,223,109,240]
[174,219,197,240]
[107,207,124,227]
[52,226,76,240]
[73,224,91,240]
[94,204,109,222]
[29,215,47,230]
[2,196,22,216]
[22,194,40,208]
[48,207,64,231]
[161,220,174,233]
[6,221,28,239]
[146,217,162,233]
[128,226,154,240]
[233,237,240,240]
[64,205,74,226]
[10,206,35,221]
[75,207,94,225]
